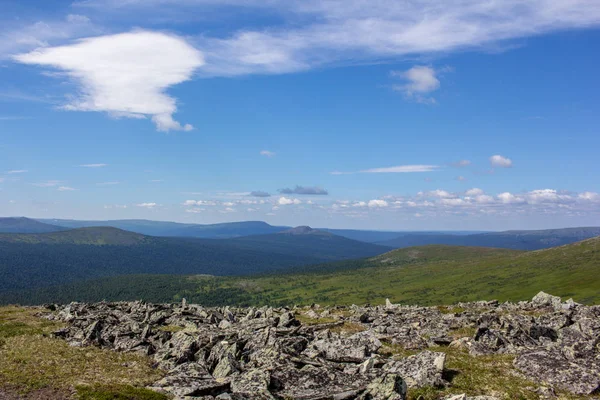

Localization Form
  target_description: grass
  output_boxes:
[76,385,168,400]
[406,346,587,400]
[0,306,166,399]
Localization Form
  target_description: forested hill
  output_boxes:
[0,226,390,293]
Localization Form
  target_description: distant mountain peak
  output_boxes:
[281,226,322,235]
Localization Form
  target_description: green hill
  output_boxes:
[0,217,65,234]
[4,237,599,306]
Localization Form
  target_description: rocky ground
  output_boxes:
[44,292,600,399]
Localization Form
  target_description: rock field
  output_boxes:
[44,292,600,399]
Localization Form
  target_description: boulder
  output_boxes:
[531,292,563,310]
[384,350,446,388]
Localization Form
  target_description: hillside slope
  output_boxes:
[0,217,66,234]
[39,218,289,238]
[377,227,600,250]
[5,237,599,306]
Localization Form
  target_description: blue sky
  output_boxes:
[1,0,599,230]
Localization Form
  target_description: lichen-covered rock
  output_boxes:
[531,291,563,310]
[514,350,600,395]
[363,373,407,400]
[384,350,446,388]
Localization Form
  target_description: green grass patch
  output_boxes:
[0,306,165,397]
[76,384,168,400]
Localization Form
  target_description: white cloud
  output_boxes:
[359,165,439,173]
[527,189,572,204]
[490,155,513,168]
[14,31,203,132]
[7,170,28,174]
[97,181,119,185]
[465,188,484,196]
[497,192,524,204]
[428,189,455,199]
[136,202,157,208]
[391,66,440,103]
[80,163,107,168]
[260,150,275,157]
[183,200,219,206]
[368,199,388,208]
[278,196,301,205]
[474,194,495,204]
[579,192,599,201]
[456,176,466,182]
[33,180,61,187]
[185,208,205,213]
[57,186,77,191]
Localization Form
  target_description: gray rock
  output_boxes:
[532,291,563,310]
[514,350,600,395]
[384,350,446,388]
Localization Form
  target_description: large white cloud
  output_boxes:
[14,31,204,132]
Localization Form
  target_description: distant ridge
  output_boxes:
[0,226,148,245]
[376,227,600,250]
[0,217,66,234]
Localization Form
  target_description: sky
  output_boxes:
[0,0,599,231]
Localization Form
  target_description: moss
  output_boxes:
[76,384,168,400]
[377,341,419,358]
[437,306,466,315]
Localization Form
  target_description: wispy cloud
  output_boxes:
[7,169,28,174]
[451,160,471,168]
[97,181,119,185]
[260,150,275,157]
[279,185,328,195]
[14,31,203,132]
[490,155,513,168]
[57,186,77,191]
[33,180,61,187]
[361,165,439,173]
[80,163,107,168]
[136,202,157,208]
